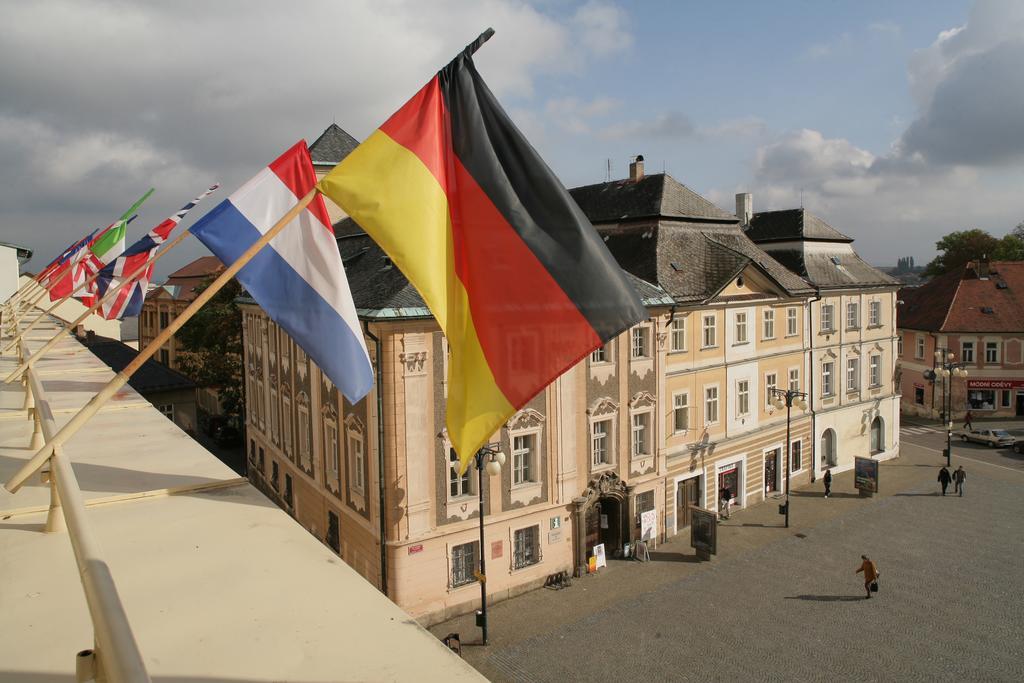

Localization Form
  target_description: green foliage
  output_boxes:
[923,229,1024,277]
[175,277,244,420]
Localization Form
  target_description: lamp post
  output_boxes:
[473,444,505,646]
[924,349,968,467]
[770,387,808,528]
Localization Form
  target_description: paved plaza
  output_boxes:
[432,426,1024,681]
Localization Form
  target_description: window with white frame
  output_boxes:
[791,440,802,471]
[846,302,859,329]
[986,341,1000,364]
[869,300,881,326]
[763,309,775,340]
[705,386,719,424]
[789,368,800,393]
[822,361,834,397]
[590,344,607,363]
[898,336,904,357]
[349,427,365,494]
[449,448,472,498]
[451,541,478,587]
[512,434,535,485]
[765,373,778,407]
[737,380,750,416]
[702,314,717,348]
[670,317,687,352]
[512,525,541,569]
[787,307,798,337]
[847,358,860,392]
[282,392,293,457]
[870,354,881,387]
[735,312,748,344]
[962,341,975,363]
[916,336,925,359]
[631,412,650,457]
[591,419,612,466]
[297,392,311,470]
[821,304,834,332]
[324,413,339,475]
[631,327,649,359]
[673,393,689,432]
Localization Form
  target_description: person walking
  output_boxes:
[937,466,951,496]
[953,465,966,496]
[823,468,833,498]
[719,487,732,520]
[856,555,880,599]
[963,410,974,431]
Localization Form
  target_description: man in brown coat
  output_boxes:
[856,554,879,599]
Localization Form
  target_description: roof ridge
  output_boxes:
[938,264,967,332]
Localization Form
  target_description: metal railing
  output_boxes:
[12,333,151,683]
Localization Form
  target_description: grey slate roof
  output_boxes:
[83,336,196,393]
[600,222,815,303]
[309,124,360,166]
[766,249,897,289]
[745,209,896,289]
[570,174,737,223]
[746,208,853,243]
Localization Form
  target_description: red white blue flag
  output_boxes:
[190,142,373,403]
[95,185,220,319]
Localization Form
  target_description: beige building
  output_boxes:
[239,143,871,624]
[747,207,902,475]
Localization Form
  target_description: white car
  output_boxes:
[957,428,1016,448]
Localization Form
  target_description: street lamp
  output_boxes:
[924,349,968,467]
[474,444,505,646]
[770,387,808,529]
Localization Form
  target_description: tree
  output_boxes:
[175,276,244,424]
[922,229,1024,276]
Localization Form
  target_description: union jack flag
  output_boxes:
[95,185,220,320]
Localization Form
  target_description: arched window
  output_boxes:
[870,416,884,453]
[821,428,837,467]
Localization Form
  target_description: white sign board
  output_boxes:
[640,509,657,542]
[593,543,607,569]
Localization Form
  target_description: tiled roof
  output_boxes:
[765,249,897,289]
[747,208,853,243]
[150,256,226,302]
[83,335,196,393]
[309,124,360,166]
[167,256,224,279]
[900,261,1024,332]
[570,173,737,223]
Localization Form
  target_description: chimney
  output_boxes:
[628,154,644,182]
[978,255,990,280]
[736,192,753,226]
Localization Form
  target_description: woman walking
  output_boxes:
[856,555,879,599]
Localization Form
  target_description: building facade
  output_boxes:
[747,206,901,475]
[898,260,1024,419]
[140,255,225,417]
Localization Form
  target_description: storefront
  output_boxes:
[966,379,1024,417]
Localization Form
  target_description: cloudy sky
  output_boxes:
[2,0,1023,277]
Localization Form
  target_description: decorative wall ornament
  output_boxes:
[506,407,545,431]
[575,471,629,509]
[630,391,656,409]
[344,413,366,436]
[587,397,619,417]
[400,351,428,375]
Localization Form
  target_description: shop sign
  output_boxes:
[491,540,503,560]
[640,509,657,541]
[690,506,717,555]
[854,456,879,493]
[967,379,1024,390]
[593,543,607,569]
[408,544,424,555]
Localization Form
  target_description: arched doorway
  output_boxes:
[821,428,837,467]
[870,416,884,453]
[573,472,631,572]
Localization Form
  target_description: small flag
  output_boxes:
[38,230,97,289]
[96,185,220,320]
[191,141,372,403]
[44,230,99,298]
[316,30,646,471]
[73,189,155,305]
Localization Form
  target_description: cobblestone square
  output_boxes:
[433,432,1024,682]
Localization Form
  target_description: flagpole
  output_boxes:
[3,228,196,376]
[4,188,318,494]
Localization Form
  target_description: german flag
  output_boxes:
[317,30,646,472]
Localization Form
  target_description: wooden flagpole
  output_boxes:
[3,227,196,379]
[2,228,194,354]
[5,189,318,493]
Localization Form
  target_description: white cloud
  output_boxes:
[572,1,632,57]
[598,111,695,140]
[545,96,621,134]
